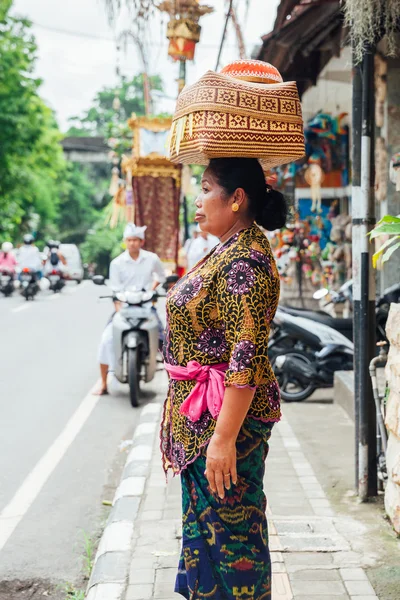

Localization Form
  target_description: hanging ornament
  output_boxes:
[113,95,121,111]
[109,185,126,229]
[109,166,120,196]
[305,155,325,214]
[125,167,135,223]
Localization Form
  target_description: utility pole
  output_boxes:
[352,50,362,491]
[352,44,377,500]
[177,59,189,241]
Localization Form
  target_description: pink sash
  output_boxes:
[164,361,228,422]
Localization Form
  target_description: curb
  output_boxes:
[86,402,162,600]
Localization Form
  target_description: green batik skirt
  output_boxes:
[175,418,274,600]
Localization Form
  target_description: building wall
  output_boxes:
[301,48,352,123]
[378,54,400,291]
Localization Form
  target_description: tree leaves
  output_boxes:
[370,214,400,267]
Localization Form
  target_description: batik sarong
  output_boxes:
[175,418,273,600]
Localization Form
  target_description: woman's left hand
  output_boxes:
[205,432,237,499]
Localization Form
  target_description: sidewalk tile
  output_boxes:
[305,489,327,499]
[269,535,283,551]
[309,498,331,509]
[129,558,157,573]
[291,580,346,595]
[298,476,319,485]
[154,583,175,599]
[272,572,293,599]
[268,519,278,535]
[294,597,349,600]
[86,584,125,600]
[344,581,376,595]
[271,551,284,563]
[284,552,334,569]
[140,510,163,521]
[272,562,287,573]
[290,569,341,581]
[272,505,315,516]
[142,493,167,511]
[155,568,177,584]
[348,597,378,600]
[333,552,363,567]
[339,568,368,581]
[129,568,155,584]
[125,584,153,600]
[313,507,335,517]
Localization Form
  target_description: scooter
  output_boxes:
[269,308,354,402]
[0,268,15,297]
[281,280,400,343]
[93,276,161,408]
[20,268,39,301]
[47,268,65,293]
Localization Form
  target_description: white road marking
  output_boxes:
[11,304,30,313]
[0,381,101,552]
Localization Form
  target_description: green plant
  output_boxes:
[369,215,400,267]
[62,583,85,600]
[81,531,95,579]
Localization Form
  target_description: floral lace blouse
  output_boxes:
[161,223,281,475]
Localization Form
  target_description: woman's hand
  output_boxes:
[205,432,237,499]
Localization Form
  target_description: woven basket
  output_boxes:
[167,69,305,169]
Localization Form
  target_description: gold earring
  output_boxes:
[232,202,239,212]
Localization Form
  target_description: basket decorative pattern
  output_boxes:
[167,70,305,169]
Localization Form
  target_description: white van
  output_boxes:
[60,244,84,283]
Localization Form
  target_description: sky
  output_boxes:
[12,0,280,132]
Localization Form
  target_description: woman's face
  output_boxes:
[195,168,236,239]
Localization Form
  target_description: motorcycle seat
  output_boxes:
[280,306,353,331]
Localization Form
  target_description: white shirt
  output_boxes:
[187,234,219,270]
[109,249,166,292]
[17,245,43,271]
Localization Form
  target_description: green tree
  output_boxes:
[80,220,125,276]
[67,75,163,137]
[0,3,66,242]
[57,163,98,244]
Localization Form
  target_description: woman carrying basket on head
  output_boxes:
[161,59,305,599]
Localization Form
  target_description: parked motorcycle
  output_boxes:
[280,280,400,343]
[93,276,161,408]
[0,268,15,297]
[269,308,354,402]
[20,268,39,301]
[47,268,65,293]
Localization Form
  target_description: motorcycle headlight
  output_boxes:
[127,318,141,328]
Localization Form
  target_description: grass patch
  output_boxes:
[81,531,95,580]
[62,582,85,600]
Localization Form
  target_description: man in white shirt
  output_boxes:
[96,223,166,395]
[17,234,43,276]
[186,227,219,271]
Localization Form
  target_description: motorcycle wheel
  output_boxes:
[128,348,141,408]
[272,351,316,402]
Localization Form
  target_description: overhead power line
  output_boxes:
[32,20,238,50]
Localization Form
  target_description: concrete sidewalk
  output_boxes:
[122,407,383,600]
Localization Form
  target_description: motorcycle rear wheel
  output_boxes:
[272,351,316,402]
[128,348,141,408]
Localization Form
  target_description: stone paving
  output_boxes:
[124,413,380,600]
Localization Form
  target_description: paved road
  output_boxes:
[0,282,162,587]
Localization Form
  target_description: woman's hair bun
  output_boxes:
[255,185,288,231]
[207,158,288,231]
